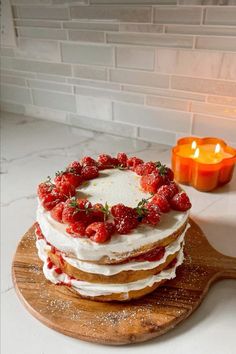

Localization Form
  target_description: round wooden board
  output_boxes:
[12,219,236,345]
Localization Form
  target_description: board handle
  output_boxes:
[214,253,236,280]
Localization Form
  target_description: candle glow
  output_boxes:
[191,141,197,150]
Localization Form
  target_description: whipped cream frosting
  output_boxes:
[36,239,184,297]
[36,223,189,276]
[36,168,189,261]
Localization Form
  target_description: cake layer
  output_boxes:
[36,239,184,300]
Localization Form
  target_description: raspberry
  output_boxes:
[168,181,179,196]
[37,181,53,199]
[98,154,119,169]
[77,198,92,210]
[170,192,192,211]
[117,152,128,167]
[166,167,174,181]
[135,246,165,262]
[115,215,138,234]
[85,222,112,243]
[140,173,163,194]
[81,165,99,180]
[134,162,156,176]
[55,174,76,197]
[151,194,170,213]
[41,189,65,211]
[62,199,80,224]
[81,156,97,167]
[92,203,105,222]
[111,203,130,218]
[157,183,178,201]
[66,221,86,237]
[67,161,82,174]
[127,157,144,171]
[50,202,65,223]
[142,203,161,225]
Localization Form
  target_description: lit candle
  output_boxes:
[172,137,236,192]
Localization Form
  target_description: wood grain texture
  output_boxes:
[12,219,236,345]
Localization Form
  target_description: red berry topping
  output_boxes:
[81,156,97,167]
[85,222,113,243]
[98,154,119,169]
[170,192,192,211]
[157,182,178,201]
[142,202,161,225]
[166,167,174,181]
[37,181,53,199]
[151,194,170,213]
[54,267,63,275]
[111,204,138,234]
[66,221,86,237]
[54,174,76,197]
[127,157,144,171]
[135,246,165,262]
[50,202,65,223]
[41,189,66,211]
[81,165,99,180]
[47,260,54,269]
[117,152,128,167]
[62,199,79,224]
[67,161,82,174]
[134,162,156,176]
[35,223,44,239]
[140,173,163,194]
[92,203,106,222]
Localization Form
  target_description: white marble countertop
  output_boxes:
[1,112,236,354]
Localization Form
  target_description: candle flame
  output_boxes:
[191,141,197,150]
[193,147,200,159]
[215,143,221,154]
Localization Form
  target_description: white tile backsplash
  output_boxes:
[1,1,236,146]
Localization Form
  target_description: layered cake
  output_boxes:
[35,153,191,301]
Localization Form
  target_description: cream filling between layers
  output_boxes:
[36,224,189,275]
[36,239,184,297]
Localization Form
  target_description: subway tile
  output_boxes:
[70,5,152,23]
[24,105,68,124]
[61,43,113,66]
[73,64,107,80]
[76,95,112,120]
[110,68,169,88]
[113,102,191,132]
[0,84,32,104]
[0,75,26,86]
[17,27,67,40]
[219,53,236,80]
[63,21,119,31]
[0,101,25,115]
[191,101,236,119]
[196,36,236,51]
[154,6,202,25]
[107,33,193,48]
[205,7,236,26]
[52,0,88,3]
[32,89,76,112]
[155,48,222,78]
[14,6,69,20]
[68,30,104,43]
[90,0,176,3]
[14,19,62,28]
[27,79,73,93]
[36,74,67,83]
[192,114,236,143]
[11,0,52,4]
[15,38,61,62]
[165,24,236,37]
[119,23,163,33]
[116,46,155,70]
[207,95,236,107]
[177,0,236,4]
[171,76,236,97]
[68,78,119,90]
[122,85,205,101]
[0,47,15,57]
[146,95,190,111]
[0,69,36,79]
[138,126,176,145]
[3,58,72,76]
[69,113,137,138]
[74,86,144,104]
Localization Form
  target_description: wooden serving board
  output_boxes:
[12,219,236,345]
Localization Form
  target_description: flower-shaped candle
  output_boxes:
[172,137,236,192]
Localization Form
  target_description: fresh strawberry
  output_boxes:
[142,202,161,225]
[67,161,82,174]
[117,152,128,167]
[134,162,156,176]
[50,202,65,223]
[85,222,112,243]
[66,221,87,237]
[151,194,170,213]
[170,192,192,211]
[127,157,144,171]
[140,173,163,194]
[81,156,97,167]
[81,165,99,180]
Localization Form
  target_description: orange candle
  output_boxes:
[172,137,236,192]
